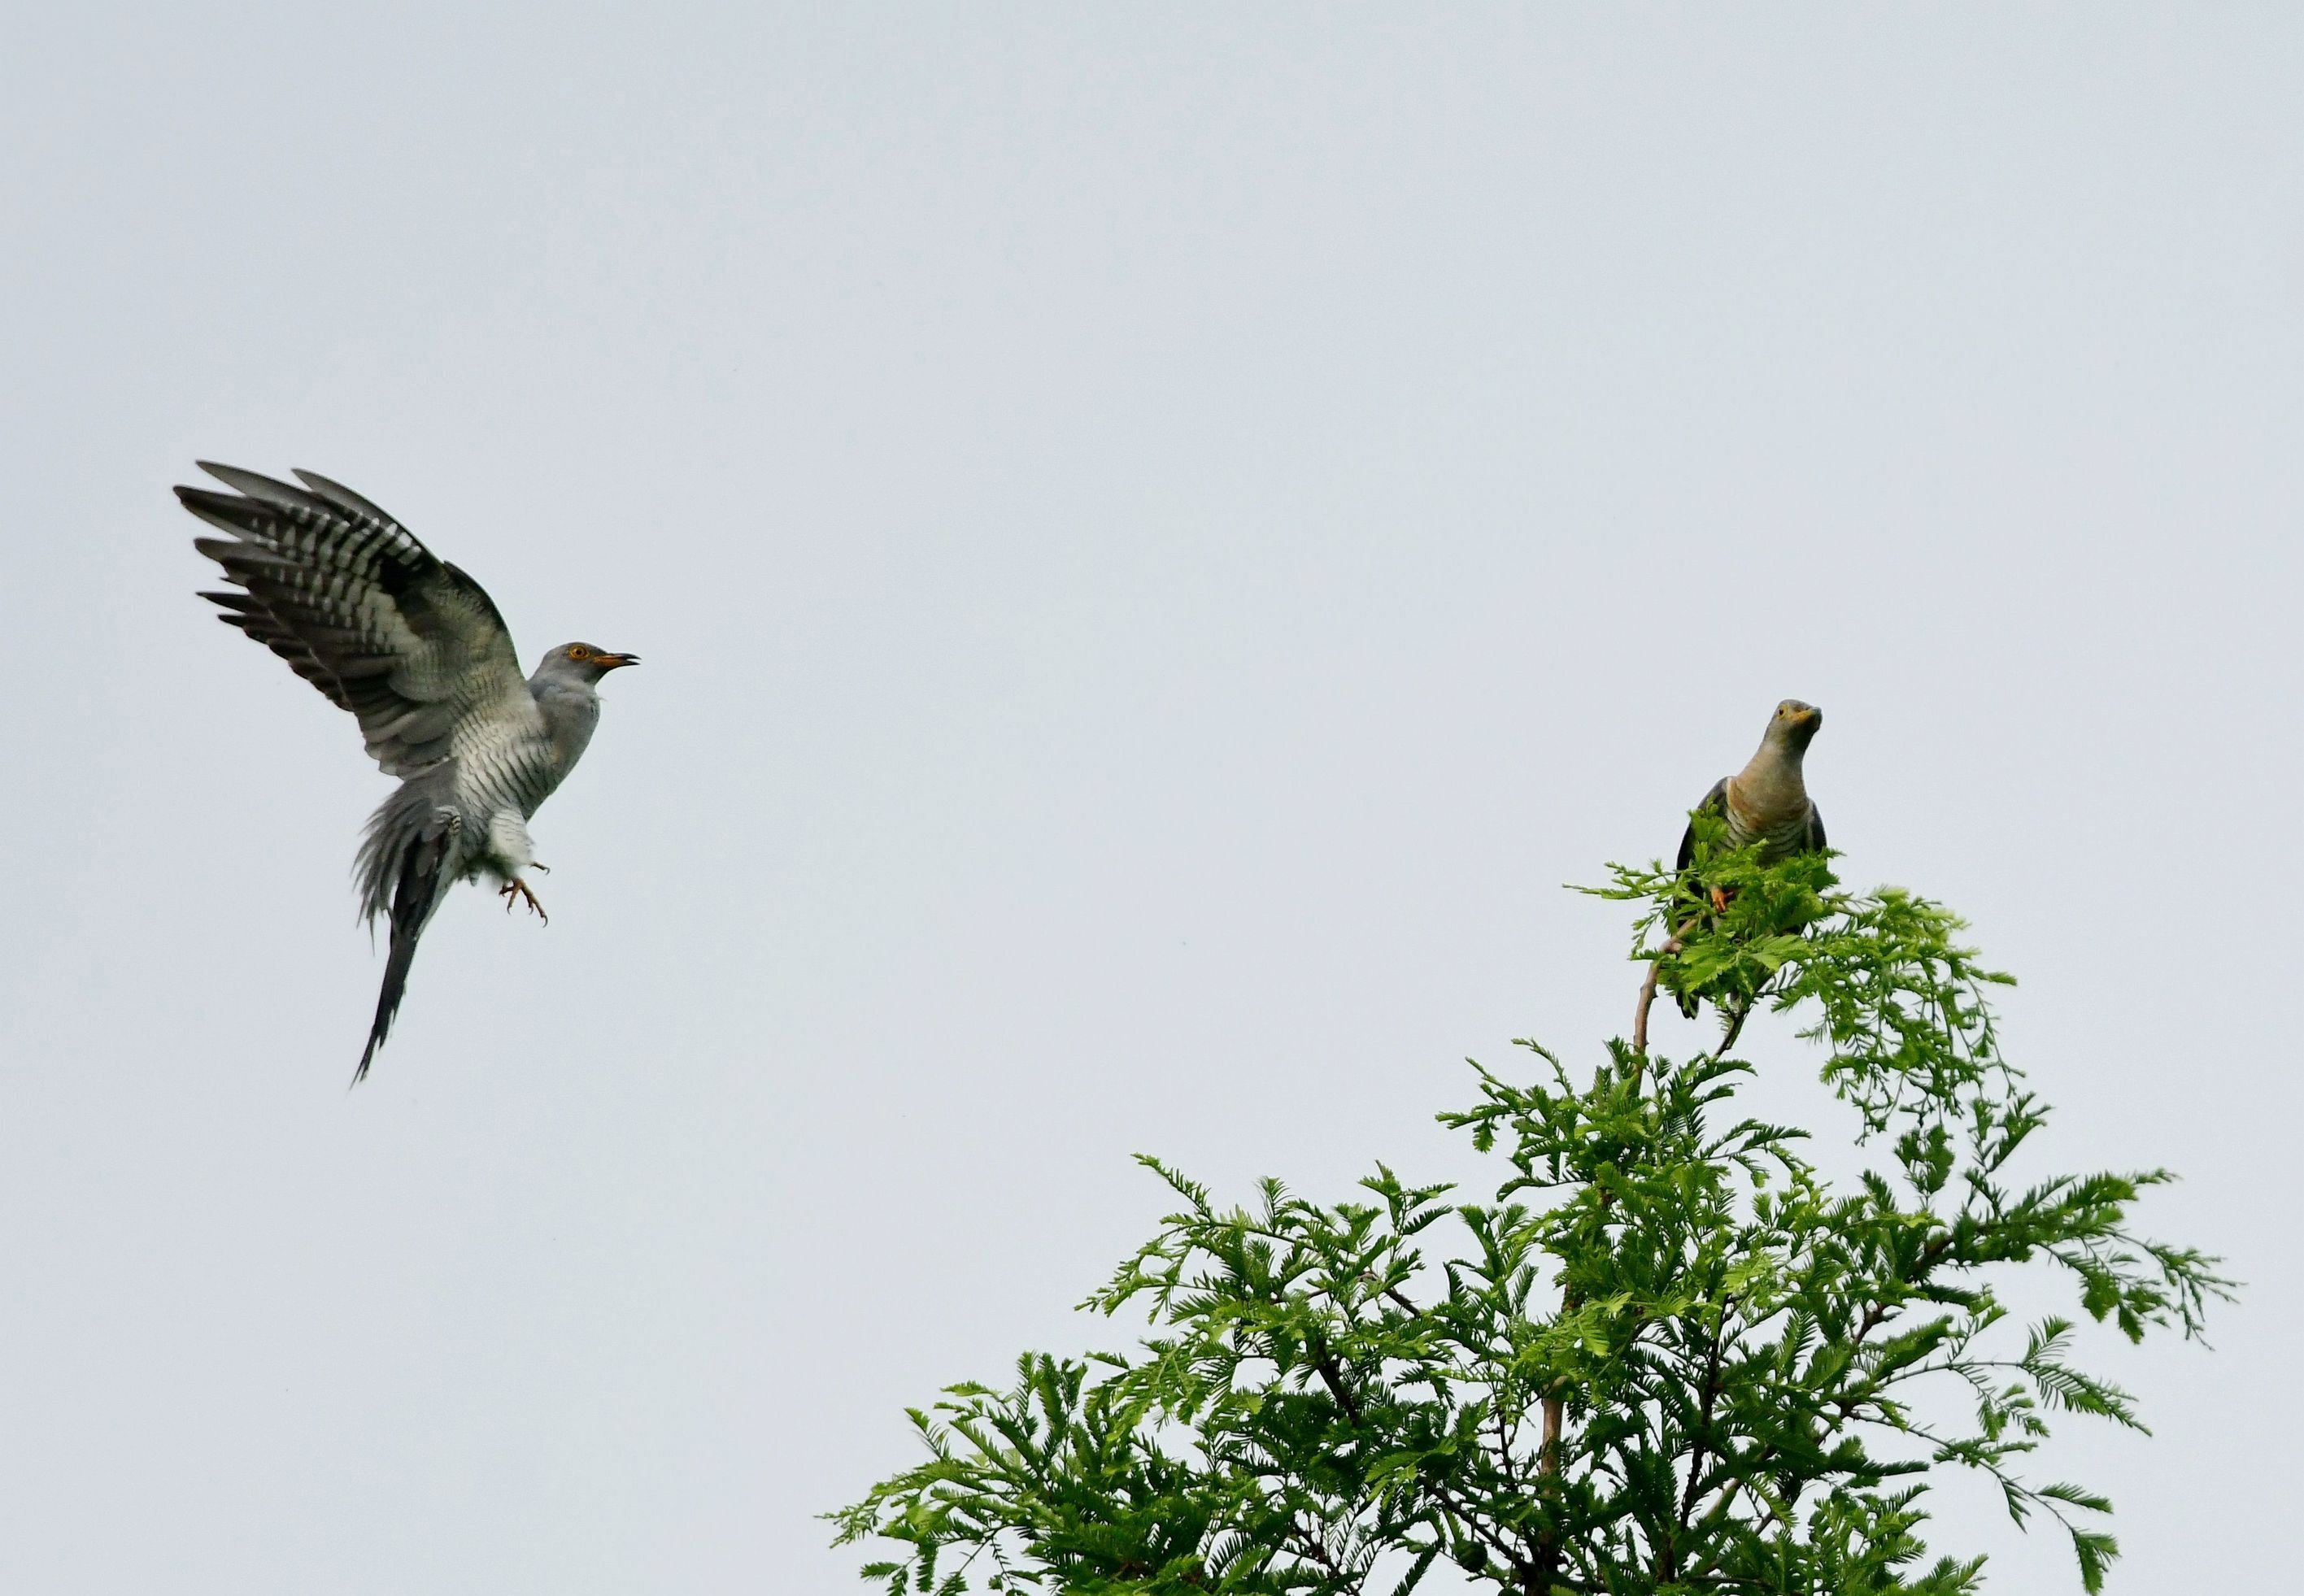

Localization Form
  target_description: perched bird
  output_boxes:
[176,463,638,1081]
[1673,699,1827,1014]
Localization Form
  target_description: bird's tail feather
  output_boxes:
[354,771,462,1084]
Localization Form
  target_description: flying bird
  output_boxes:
[176,463,638,1081]
[1673,699,1827,1014]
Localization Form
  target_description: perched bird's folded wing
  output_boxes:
[1805,804,1827,855]
[178,463,534,775]
[1676,778,1729,876]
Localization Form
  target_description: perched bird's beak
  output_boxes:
[597,651,640,671]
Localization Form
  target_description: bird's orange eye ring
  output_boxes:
[568,645,591,660]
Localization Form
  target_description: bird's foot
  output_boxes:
[500,877,549,924]
[1709,886,1732,915]
[529,862,551,874]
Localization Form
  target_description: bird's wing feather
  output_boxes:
[1676,778,1729,875]
[179,463,533,776]
[1805,803,1827,855]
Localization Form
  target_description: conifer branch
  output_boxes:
[834,848,2228,1595]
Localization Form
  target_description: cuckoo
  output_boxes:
[176,463,638,1081]
[1673,699,1827,1015]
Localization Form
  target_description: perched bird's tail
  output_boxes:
[354,771,463,1084]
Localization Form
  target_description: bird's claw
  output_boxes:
[1709,886,1731,915]
[500,877,549,924]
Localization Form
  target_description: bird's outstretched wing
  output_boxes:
[178,463,532,776]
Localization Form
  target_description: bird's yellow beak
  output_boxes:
[596,651,640,671]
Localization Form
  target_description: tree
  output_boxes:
[830,829,2230,1594]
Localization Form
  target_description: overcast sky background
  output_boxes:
[2,7,2297,1591]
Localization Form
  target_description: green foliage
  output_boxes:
[831,842,2230,1594]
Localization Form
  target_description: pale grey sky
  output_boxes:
[2,6,2297,1591]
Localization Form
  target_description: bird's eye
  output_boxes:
[568,646,590,660]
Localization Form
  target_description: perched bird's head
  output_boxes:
[536,641,641,685]
[1766,698,1823,750]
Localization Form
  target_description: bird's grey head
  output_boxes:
[534,641,640,686]
[1764,698,1823,751]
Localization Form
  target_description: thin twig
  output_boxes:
[1630,936,1682,1068]
[1539,928,1692,1578]
[1545,915,1739,1580]
[1316,1343,1531,1587]
[1666,1294,1740,1582]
